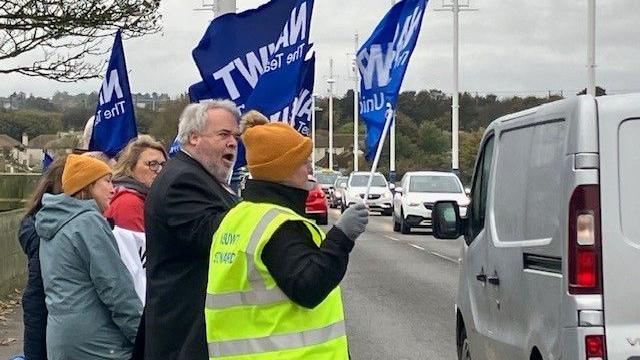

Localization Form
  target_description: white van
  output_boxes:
[431,94,640,360]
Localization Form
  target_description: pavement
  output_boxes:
[0,290,24,359]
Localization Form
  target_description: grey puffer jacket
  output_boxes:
[36,193,142,360]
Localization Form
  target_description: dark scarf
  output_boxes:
[241,180,308,216]
[113,176,148,196]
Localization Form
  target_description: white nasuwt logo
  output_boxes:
[269,88,313,135]
[95,69,126,125]
[99,69,124,105]
[212,1,309,100]
[357,5,424,91]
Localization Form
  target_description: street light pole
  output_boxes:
[327,58,336,171]
[389,0,396,183]
[587,0,596,96]
[435,0,476,176]
[194,0,236,16]
[452,0,459,174]
[217,0,236,15]
[311,93,317,172]
[353,32,359,172]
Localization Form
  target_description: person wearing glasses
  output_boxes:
[105,135,168,303]
[136,100,240,360]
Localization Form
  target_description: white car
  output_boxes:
[341,172,393,215]
[393,171,469,234]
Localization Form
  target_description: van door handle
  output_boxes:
[476,273,487,282]
[487,276,500,286]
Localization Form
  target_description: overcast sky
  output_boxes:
[1,0,639,98]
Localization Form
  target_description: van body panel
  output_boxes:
[484,108,569,359]
[459,233,491,360]
[457,95,613,360]
[597,94,640,359]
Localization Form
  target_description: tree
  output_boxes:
[149,95,189,148]
[0,0,161,81]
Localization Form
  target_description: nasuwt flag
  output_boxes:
[357,0,427,160]
[192,0,314,114]
[240,53,315,168]
[43,150,53,171]
[90,30,137,158]
[191,0,315,168]
[189,53,315,136]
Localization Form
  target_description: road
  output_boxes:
[324,208,462,360]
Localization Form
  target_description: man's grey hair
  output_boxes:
[176,99,241,146]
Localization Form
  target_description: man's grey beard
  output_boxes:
[208,163,232,184]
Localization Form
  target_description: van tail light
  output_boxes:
[568,185,603,295]
[585,335,606,359]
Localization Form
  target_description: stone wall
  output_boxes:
[0,209,26,297]
[0,173,41,211]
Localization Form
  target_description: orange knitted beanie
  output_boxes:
[62,154,112,195]
[241,111,312,182]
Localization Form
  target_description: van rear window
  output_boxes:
[618,119,640,245]
[493,120,566,242]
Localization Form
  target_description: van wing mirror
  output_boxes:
[395,187,403,194]
[432,201,462,239]
[464,187,471,195]
[388,183,395,190]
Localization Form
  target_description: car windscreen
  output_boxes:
[316,173,339,185]
[334,177,348,188]
[409,176,462,193]
[350,174,387,187]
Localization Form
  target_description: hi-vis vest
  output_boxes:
[205,202,349,360]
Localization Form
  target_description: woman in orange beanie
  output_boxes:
[35,154,142,360]
[204,111,369,359]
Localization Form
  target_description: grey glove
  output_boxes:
[335,202,369,241]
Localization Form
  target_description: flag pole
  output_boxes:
[364,105,393,201]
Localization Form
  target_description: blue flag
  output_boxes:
[264,53,315,136]
[90,30,137,158]
[192,0,314,113]
[190,0,315,169]
[42,150,53,171]
[168,137,181,158]
[188,81,217,103]
[357,0,427,160]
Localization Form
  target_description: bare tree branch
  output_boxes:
[0,0,161,81]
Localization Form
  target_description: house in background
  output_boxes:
[313,130,365,172]
[0,132,82,172]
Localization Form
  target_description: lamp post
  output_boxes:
[327,58,336,171]
[435,0,476,176]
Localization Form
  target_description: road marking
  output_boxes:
[384,235,401,242]
[428,251,459,264]
[409,244,425,251]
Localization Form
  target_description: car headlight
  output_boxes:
[335,192,342,198]
[407,202,421,207]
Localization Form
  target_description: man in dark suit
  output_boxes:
[139,100,240,360]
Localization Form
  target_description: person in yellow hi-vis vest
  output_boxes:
[205,111,369,359]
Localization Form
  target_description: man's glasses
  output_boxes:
[145,160,166,172]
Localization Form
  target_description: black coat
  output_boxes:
[18,214,48,360]
[140,151,238,360]
[243,180,354,308]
